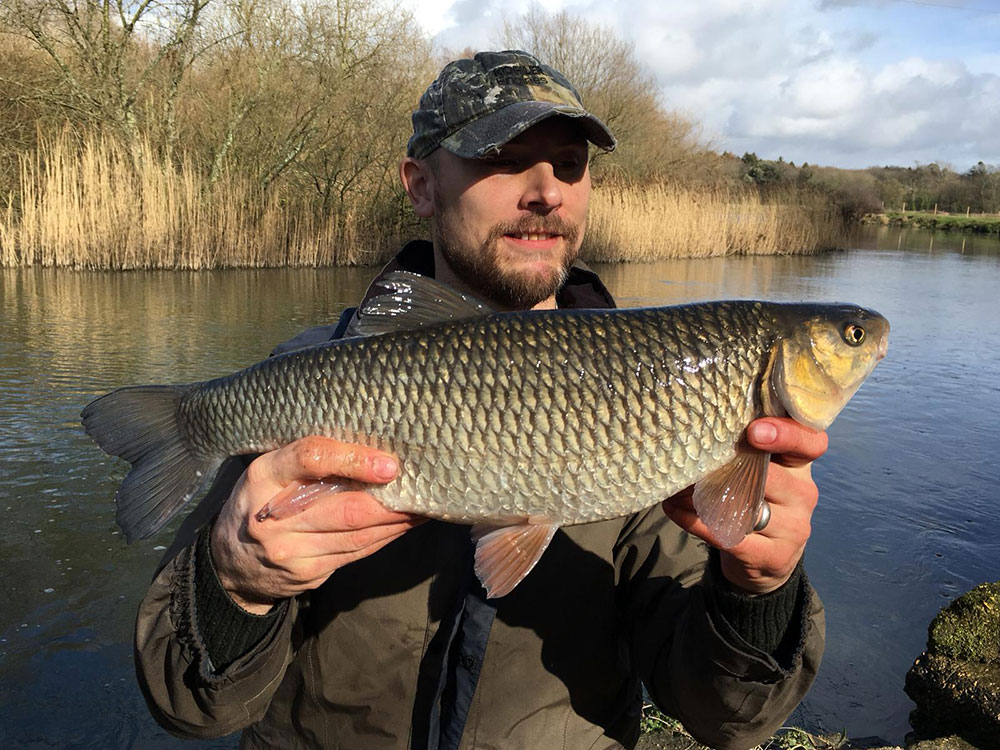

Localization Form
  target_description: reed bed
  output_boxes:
[584,183,846,262]
[0,133,846,269]
[0,132,405,269]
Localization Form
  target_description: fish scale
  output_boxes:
[180,302,769,526]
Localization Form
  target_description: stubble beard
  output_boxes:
[435,213,583,310]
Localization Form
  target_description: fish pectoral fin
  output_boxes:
[347,271,495,336]
[692,443,770,549]
[471,521,559,599]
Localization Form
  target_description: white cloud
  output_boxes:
[403,0,1000,168]
[783,59,870,119]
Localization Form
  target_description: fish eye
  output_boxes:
[843,323,866,346]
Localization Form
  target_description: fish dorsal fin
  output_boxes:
[346,271,494,337]
[471,521,559,598]
[692,443,770,549]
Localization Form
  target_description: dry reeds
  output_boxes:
[0,130,408,269]
[0,131,847,269]
[583,183,847,262]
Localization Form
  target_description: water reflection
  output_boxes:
[864,223,1000,257]
[1,225,998,746]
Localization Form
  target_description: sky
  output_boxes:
[402,0,1000,171]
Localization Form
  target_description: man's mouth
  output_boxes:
[509,232,559,241]
[490,218,577,252]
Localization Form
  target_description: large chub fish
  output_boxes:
[82,273,889,597]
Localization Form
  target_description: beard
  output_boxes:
[435,213,583,310]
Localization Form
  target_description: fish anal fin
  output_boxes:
[471,521,559,598]
[692,444,770,549]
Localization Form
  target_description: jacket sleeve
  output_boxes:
[133,457,298,739]
[617,506,825,750]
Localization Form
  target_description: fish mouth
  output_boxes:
[877,333,889,361]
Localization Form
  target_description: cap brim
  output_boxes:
[440,101,616,158]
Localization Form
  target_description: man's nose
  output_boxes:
[518,161,563,213]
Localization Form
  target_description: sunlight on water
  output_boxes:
[1,226,997,745]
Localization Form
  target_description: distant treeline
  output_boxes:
[726,153,1000,219]
[0,1,924,268]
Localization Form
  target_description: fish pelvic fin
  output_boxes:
[81,385,219,543]
[692,442,770,549]
[256,479,359,522]
[346,271,494,337]
[471,520,559,598]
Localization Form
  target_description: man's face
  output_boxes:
[428,118,591,309]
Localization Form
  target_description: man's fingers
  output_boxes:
[296,527,417,587]
[247,436,399,492]
[283,490,424,532]
[764,463,819,513]
[260,518,423,564]
[747,418,828,466]
[261,525,418,595]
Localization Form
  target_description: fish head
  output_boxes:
[770,303,889,431]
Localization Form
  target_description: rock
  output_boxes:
[634,726,907,750]
[907,737,983,750]
[927,583,1000,663]
[905,582,1000,747]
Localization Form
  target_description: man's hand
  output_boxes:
[210,436,424,614]
[663,418,828,595]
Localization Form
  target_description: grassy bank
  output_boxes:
[863,211,1000,235]
[0,133,846,269]
[637,704,978,750]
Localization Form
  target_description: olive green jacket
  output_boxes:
[133,243,825,749]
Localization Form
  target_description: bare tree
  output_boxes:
[1,0,211,152]
[497,6,707,182]
[191,0,430,202]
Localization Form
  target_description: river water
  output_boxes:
[1,225,997,746]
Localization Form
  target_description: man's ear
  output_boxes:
[399,157,434,218]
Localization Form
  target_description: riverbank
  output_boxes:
[637,725,983,750]
[636,705,984,750]
[862,211,1000,235]
[639,581,1000,750]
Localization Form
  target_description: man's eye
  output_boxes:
[484,157,518,170]
[556,158,586,178]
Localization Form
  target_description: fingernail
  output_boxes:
[750,422,777,444]
[373,456,398,480]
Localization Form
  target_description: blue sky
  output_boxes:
[403,0,1000,170]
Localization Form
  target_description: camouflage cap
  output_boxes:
[407,50,616,159]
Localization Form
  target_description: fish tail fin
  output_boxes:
[81,385,218,542]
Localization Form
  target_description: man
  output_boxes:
[135,51,825,750]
